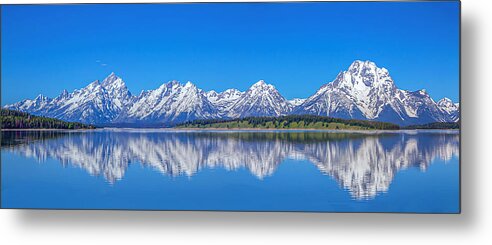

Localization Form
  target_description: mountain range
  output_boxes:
[4,60,459,126]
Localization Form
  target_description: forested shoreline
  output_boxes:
[176,115,401,130]
[1,109,95,129]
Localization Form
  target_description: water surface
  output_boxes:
[1,129,459,213]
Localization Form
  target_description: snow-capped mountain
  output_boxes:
[10,94,53,115]
[288,98,306,106]
[118,81,218,125]
[294,60,454,125]
[205,88,244,116]
[4,61,459,126]
[6,72,134,124]
[437,97,460,122]
[228,80,292,118]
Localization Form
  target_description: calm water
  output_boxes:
[1,129,459,213]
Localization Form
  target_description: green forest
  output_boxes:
[1,109,96,129]
[403,121,460,129]
[176,115,401,130]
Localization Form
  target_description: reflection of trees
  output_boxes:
[5,130,459,199]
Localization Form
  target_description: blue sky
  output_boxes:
[1,2,459,105]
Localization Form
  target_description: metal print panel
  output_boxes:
[0,1,460,213]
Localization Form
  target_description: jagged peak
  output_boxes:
[222,88,243,95]
[34,94,49,101]
[255,80,266,85]
[168,80,180,85]
[184,81,195,88]
[102,72,117,81]
[347,60,392,78]
[87,80,100,87]
[250,80,275,90]
[437,97,459,110]
[154,80,193,94]
[158,80,180,89]
[407,89,431,98]
[224,88,241,93]
[101,72,126,88]
[206,89,243,101]
[438,97,453,103]
[348,60,377,72]
[330,60,394,89]
[159,80,197,90]
[206,90,218,95]
[379,67,389,74]
[289,98,306,106]
[55,89,70,100]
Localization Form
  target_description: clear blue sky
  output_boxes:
[1,2,460,105]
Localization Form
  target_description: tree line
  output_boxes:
[403,121,460,129]
[176,115,401,130]
[1,109,96,129]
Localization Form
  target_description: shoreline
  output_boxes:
[1,127,460,132]
[173,127,385,131]
[173,127,459,131]
[168,128,460,133]
[1,128,95,132]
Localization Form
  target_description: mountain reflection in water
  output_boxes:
[2,130,459,200]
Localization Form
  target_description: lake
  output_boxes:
[1,129,460,213]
